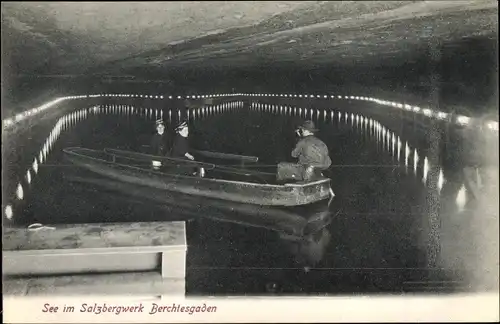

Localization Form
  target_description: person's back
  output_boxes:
[293,135,332,170]
[277,120,332,182]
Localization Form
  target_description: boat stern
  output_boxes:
[284,178,332,206]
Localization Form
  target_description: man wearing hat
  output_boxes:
[171,120,205,176]
[149,119,172,170]
[150,119,171,157]
[277,120,331,182]
[171,120,195,161]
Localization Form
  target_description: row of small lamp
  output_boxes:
[3,93,498,132]
[4,100,245,221]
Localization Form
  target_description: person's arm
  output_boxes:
[173,137,194,160]
[291,139,303,158]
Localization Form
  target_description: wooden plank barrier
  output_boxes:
[3,221,187,296]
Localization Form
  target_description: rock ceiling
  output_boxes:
[1,1,498,77]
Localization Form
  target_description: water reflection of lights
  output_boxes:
[4,203,14,220]
[456,185,467,212]
[405,142,410,168]
[397,138,402,161]
[437,169,445,193]
[385,130,390,150]
[487,121,499,131]
[16,183,24,200]
[414,149,419,174]
[33,159,39,174]
[456,115,470,125]
[391,134,396,156]
[422,157,429,184]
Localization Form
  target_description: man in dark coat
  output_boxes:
[150,119,171,157]
[171,121,194,160]
[278,120,332,182]
[171,121,204,177]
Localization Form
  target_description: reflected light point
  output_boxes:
[5,205,13,220]
[456,185,467,212]
[33,159,39,174]
[423,157,429,184]
[457,115,470,125]
[16,183,24,200]
[487,121,499,131]
[437,169,445,192]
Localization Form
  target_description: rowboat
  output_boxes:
[65,174,334,237]
[62,147,333,207]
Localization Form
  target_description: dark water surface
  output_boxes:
[6,103,460,295]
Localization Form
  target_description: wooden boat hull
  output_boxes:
[64,174,333,237]
[63,147,332,206]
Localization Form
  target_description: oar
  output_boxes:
[105,148,276,179]
[104,148,217,170]
[192,150,259,163]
